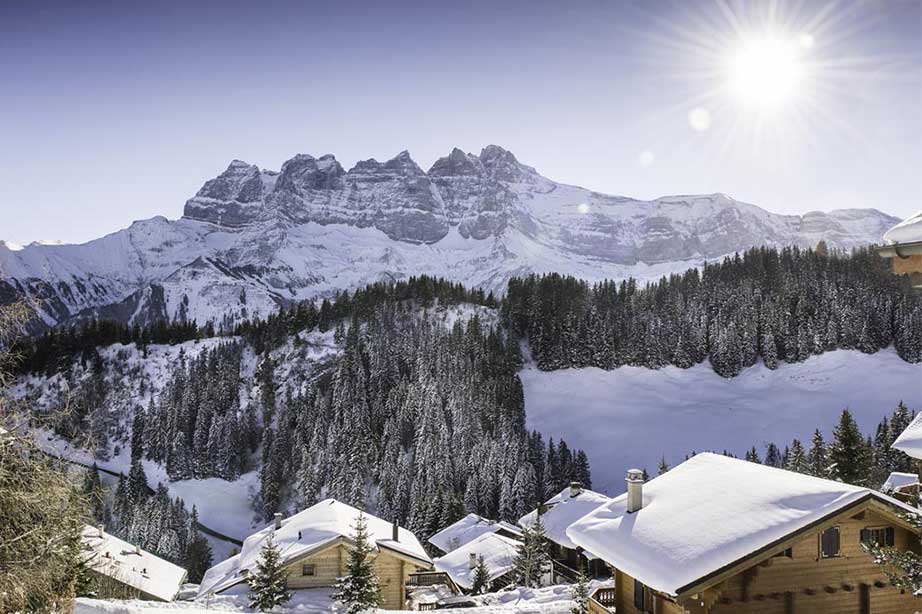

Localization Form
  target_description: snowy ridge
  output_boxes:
[0,145,900,329]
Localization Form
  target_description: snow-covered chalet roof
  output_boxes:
[80,525,187,602]
[892,412,922,460]
[428,513,522,554]
[198,499,431,596]
[566,453,917,598]
[433,532,520,591]
[519,485,611,557]
[883,209,922,245]
[882,471,918,493]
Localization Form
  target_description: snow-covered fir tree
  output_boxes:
[333,513,381,614]
[470,556,491,595]
[513,514,550,588]
[248,534,292,612]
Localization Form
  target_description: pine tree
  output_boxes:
[184,507,213,584]
[657,455,669,475]
[333,513,381,614]
[81,464,106,523]
[808,430,828,477]
[785,439,810,474]
[830,409,871,486]
[471,555,491,595]
[513,515,550,588]
[248,534,291,612]
[570,563,591,614]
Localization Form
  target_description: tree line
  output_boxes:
[502,247,922,377]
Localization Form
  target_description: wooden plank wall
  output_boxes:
[706,510,919,614]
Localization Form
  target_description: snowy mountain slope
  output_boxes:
[522,348,922,495]
[0,146,899,329]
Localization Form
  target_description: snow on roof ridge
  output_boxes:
[433,532,521,590]
[883,209,922,245]
[428,512,522,553]
[566,453,913,597]
[518,485,612,554]
[892,412,922,460]
[80,525,186,602]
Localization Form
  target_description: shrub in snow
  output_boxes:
[570,565,590,614]
[333,512,381,614]
[248,534,291,612]
[863,509,922,595]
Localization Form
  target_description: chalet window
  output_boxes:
[820,526,840,558]
[860,527,895,547]
[633,579,652,612]
[302,563,316,576]
[633,578,645,610]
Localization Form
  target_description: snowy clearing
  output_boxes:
[522,348,922,494]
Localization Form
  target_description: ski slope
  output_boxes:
[522,349,922,494]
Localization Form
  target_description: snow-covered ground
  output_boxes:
[74,583,599,614]
[522,348,922,494]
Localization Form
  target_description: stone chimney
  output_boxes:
[97,524,105,538]
[135,544,141,555]
[569,481,583,497]
[392,521,399,542]
[274,512,282,530]
[626,469,644,513]
[469,553,477,570]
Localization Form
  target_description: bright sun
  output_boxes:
[727,35,805,109]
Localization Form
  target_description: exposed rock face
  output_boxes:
[1,145,901,329]
[183,161,278,227]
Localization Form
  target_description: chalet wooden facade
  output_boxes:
[198,499,432,609]
[877,210,922,290]
[567,454,921,614]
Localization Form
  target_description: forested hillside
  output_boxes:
[503,246,922,377]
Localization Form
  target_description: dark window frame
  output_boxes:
[860,526,895,547]
[633,578,645,610]
[820,526,841,558]
[302,563,316,576]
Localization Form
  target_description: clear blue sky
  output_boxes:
[1,0,920,245]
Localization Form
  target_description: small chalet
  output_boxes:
[883,412,922,501]
[198,499,432,609]
[433,532,520,593]
[876,210,922,290]
[428,513,522,555]
[519,482,611,579]
[567,454,922,614]
[80,525,187,602]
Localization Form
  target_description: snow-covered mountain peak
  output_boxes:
[1,144,903,330]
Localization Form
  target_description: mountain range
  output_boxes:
[0,145,899,330]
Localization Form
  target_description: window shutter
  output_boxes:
[832,527,840,554]
[886,527,895,547]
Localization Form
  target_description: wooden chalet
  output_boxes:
[432,532,520,594]
[519,482,612,580]
[80,525,187,602]
[198,499,432,609]
[876,210,922,290]
[567,454,921,613]
[428,512,522,555]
